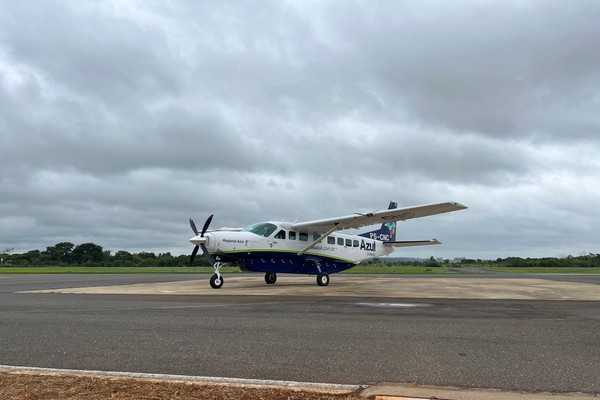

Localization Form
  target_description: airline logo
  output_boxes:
[360,239,376,251]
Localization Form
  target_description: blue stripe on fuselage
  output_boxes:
[215,250,357,275]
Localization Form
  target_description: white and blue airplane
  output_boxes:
[189,201,467,288]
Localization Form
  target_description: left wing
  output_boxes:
[291,201,467,233]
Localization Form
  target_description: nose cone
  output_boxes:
[189,235,207,246]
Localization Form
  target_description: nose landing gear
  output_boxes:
[209,258,224,289]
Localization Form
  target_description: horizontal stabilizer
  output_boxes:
[383,239,441,248]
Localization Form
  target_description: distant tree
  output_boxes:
[114,251,133,261]
[136,252,157,259]
[1,247,15,256]
[72,243,103,263]
[45,242,74,264]
[423,256,439,268]
[1,247,15,266]
[18,250,47,266]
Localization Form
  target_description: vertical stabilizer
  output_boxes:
[358,201,397,242]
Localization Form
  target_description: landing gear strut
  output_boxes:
[209,258,224,289]
[316,272,329,286]
[265,272,277,284]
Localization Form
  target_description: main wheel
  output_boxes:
[210,274,224,289]
[265,272,277,284]
[316,272,329,286]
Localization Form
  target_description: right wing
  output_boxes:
[291,202,467,233]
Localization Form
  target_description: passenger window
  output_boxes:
[345,239,352,247]
[337,237,344,246]
[289,231,296,240]
[299,233,308,241]
[353,240,359,247]
[327,237,335,245]
[313,233,321,241]
[274,230,286,239]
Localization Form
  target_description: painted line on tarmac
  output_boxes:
[356,302,430,308]
[0,365,361,392]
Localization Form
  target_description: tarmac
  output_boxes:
[24,274,600,301]
[0,274,600,400]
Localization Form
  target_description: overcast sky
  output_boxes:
[2,0,600,260]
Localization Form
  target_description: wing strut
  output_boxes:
[297,223,339,256]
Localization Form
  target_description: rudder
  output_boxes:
[358,201,397,242]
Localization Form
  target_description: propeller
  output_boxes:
[189,214,214,265]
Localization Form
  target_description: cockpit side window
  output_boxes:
[274,230,286,239]
[241,222,278,237]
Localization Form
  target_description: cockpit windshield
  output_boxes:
[241,222,278,237]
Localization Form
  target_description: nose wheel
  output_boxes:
[210,273,224,289]
[209,258,224,289]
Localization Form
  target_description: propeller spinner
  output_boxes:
[189,214,214,265]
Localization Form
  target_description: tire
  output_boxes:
[265,272,277,284]
[210,274,224,289]
[316,272,329,287]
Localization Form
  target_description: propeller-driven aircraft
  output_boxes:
[189,201,467,288]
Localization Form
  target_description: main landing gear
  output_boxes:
[265,272,277,284]
[317,272,329,286]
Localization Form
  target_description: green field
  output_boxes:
[0,265,454,274]
[483,266,600,274]
[1,265,600,274]
[0,266,240,274]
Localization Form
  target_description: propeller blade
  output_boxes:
[190,245,199,265]
[201,214,214,237]
[200,243,216,265]
[189,218,199,236]
[189,214,215,266]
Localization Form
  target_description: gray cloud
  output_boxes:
[1,0,600,258]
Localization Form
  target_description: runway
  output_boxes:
[1,273,599,395]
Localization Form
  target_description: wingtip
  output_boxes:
[449,201,468,210]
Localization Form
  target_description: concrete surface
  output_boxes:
[23,275,600,301]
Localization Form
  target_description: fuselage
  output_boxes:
[190,221,394,275]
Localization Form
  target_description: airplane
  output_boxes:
[189,201,467,288]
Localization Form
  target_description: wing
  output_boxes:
[384,239,442,247]
[291,201,467,233]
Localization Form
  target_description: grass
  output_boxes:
[0,265,455,274]
[0,371,363,400]
[2,265,599,274]
[0,266,241,274]
[483,266,600,274]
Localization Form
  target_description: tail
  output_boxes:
[359,201,397,242]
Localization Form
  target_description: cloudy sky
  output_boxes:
[2,0,600,260]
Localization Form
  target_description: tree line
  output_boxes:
[0,242,210,267]
[367,253,600,268]
[2,242,600,268]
